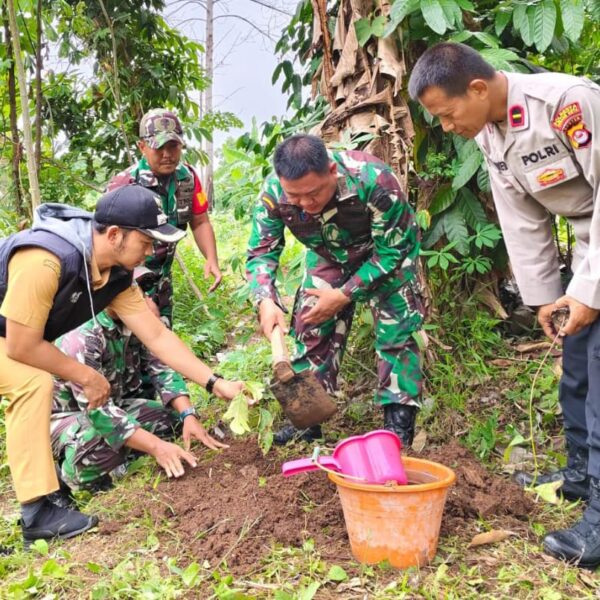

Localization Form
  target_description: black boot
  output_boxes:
[21,497,98,542]
[383,404,418,447]
[273,423,322,446]
[513,444,590,501]
[543,477,600,568]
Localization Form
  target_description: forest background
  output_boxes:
[1,0,600,597]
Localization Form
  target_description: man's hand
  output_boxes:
[213,378,244,401]
[182,416,229,451]
[81,368,111,409]
[151,439,197,478]
[554,295,599,336]
[303,288,351,325]
[204,260,222,292]
[537,303,560,339]
[258,298,288,340]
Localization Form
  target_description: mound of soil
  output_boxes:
[421,440,535,536]
[142,437,535,573]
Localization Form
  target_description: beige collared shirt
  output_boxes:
[475,71,600,308]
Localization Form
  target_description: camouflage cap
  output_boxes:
[139,109,184,149]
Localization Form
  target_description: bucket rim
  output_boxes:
[328,456,456,492]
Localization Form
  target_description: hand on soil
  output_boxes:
[183,417,229,451]
[303,288,351,325]
[153,439,197,478]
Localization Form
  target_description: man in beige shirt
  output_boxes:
[409,42,600,567]
[0,185,242,544]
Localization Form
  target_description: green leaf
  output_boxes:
[452,150,483,190]
[560,0,585,42]
[181,562,201,587]
[586,0,600,20]
[533,0,557,52]
[41,559,67,578]
[298,582,321,600]
[503,432,526,462]
[495,9,513,36]
[457,188,487,229]
[477,163,490,192]
[422,215,446,248]
[439,0,463,29]
[479,48,520,70]
[421,0,449,34]
[443,206,470,255]
[429,185,457,215]
[372,15,387,37]
[532,480,563,505]
[472,31,500,47]
[31,539,49,556]
[454,0,474,10]
[223,394,251,435]
[355,18,373,46]
[327,565,348,582]
[384,0,421,36]
[86,562,103,574]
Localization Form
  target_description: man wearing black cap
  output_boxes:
[0,185,243,544]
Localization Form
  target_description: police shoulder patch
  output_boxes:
[509,104,525,128]
[566,121,592,149]
[552,102,582,131]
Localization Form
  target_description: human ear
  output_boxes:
[468,79,489,99]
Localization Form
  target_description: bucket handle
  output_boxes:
[311,447,367,482]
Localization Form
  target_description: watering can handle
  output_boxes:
[271,325,295,382]
[281,456,340,477]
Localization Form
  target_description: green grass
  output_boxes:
[1,215,600,598]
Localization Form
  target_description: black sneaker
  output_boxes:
[513,445,589,501]
[273,423,322,446]
[543,477,600,568]
[21,498,98,542]
[383,404,418,447]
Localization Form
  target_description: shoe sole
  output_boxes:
[543,543,600,570]
[23,515,99,545]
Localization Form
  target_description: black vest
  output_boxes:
[0,229,133,341]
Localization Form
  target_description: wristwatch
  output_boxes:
[178,407,197,422]
[205,373,223,394]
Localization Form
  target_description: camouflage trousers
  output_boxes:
[291,250,424,407]
[50,399,179,489]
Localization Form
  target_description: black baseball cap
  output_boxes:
[94,185,186,243]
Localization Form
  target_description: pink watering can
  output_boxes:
[281,430,408,485]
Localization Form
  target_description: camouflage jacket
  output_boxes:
[52,311,188,447]
[246,150,419,307]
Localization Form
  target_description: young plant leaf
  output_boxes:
[223,394,251,435]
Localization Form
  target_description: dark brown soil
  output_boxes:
[136,436,536,574]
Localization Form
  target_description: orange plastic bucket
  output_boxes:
[329,457,455,569]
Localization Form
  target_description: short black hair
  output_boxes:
[408,42,496,100]
[273,134,330,180]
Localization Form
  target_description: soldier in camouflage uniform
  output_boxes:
[107,108,221,327]
[247,134,424,446]
[51,271,227,495]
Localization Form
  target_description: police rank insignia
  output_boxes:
[536,168,566,187]
[509,104,525,127]
[551,101,591,149]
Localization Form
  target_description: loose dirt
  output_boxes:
[133,436,535,574]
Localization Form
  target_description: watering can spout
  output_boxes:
[281,456,340,477]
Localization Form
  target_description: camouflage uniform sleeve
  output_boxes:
[56,326,140,452]
[340,174,419,303]
[245,182,287,310]
[139,343,189,406]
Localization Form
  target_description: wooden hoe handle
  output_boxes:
[271,325,295,383]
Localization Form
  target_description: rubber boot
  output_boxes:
[513,444,590,501]
[543,477,600,568]
[21,498,98,542]
[383,404,418,447]
[273,423,322,446]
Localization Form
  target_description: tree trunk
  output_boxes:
[34,0,43,173]
[6,0,40,210]
[203,0,214,207]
